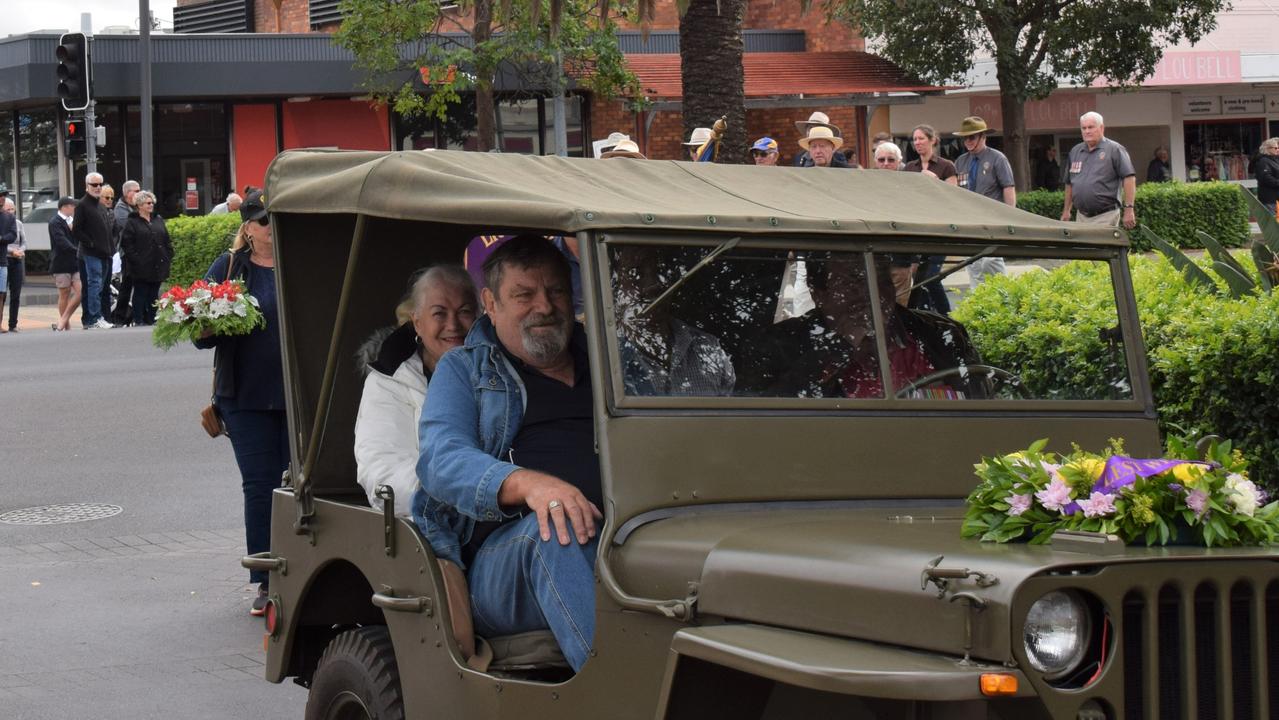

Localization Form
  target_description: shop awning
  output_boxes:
[624,52,945,101]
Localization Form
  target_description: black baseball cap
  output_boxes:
[239,190,267,222]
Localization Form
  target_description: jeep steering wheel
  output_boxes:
[894,363,1028,399]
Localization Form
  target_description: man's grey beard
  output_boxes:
[520,311,571,364]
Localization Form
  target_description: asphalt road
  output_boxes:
[0,326,307,719]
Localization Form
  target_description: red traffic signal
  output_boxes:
[56,32,90,111]
[65,119,86,156]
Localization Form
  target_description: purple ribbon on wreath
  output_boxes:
[1057,456,1216,515]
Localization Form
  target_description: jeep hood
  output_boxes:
[609,504,1279,662]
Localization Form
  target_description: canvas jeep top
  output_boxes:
[247,148,1279,720]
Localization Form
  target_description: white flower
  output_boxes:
[1225,473,1260,518]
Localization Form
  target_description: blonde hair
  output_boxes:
[1261,137,1279,154]
[232,221,253,252]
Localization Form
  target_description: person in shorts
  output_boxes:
[49,197,81,331]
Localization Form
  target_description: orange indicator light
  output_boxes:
[980,673,1019,696]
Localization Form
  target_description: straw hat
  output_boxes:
[682,127,714,147]
[794,111,842,137]
[797,126,844,151]
[953,116,994,137]
[601,138,646,159]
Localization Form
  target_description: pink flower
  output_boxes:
[1077,491,1117,518]
[1185,488,1209,517]
[1006,492,1033,516]
[1035,477,1074,513]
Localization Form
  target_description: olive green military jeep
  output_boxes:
[245,149,1279,720]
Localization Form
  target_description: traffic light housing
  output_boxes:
[56,32,90,111]
[66,119,86,157]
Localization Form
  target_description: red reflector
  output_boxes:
[980,673,1018,696]
[265,599,279,636]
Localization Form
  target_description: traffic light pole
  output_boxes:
[140,0,154,191]
[85,100,97,175]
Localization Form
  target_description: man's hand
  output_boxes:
[1122,207,1137,229]
[1060,210,1072,222]
[500,469,602,545]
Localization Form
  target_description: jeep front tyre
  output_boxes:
[305,626,405,720]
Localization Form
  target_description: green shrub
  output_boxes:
[165,214,240,287]
[1015,182,1249,252]
[954,254,1279,488]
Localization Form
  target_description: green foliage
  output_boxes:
[1016,181,1249,250]
[1239,185,1279,290]
[954,255,1279,488]
[830,0,1226,102]
[165,214,239,288]
[335,0,640,128]
[961,437,1279,547]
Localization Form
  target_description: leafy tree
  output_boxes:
[678,0,747,164]
[336,0,639,152]
[832,0,1226,189]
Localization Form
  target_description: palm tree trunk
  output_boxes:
[678,0,746,164]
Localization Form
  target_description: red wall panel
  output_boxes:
[281,99,391,151]
[232,104,279,194]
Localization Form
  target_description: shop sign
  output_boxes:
[1145,51,1241,86]
[185,191,200,211]
[1182,96,1220,115]
[968,94,1096,131]
[1221,95,1264,114]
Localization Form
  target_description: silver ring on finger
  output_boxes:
[547,500,562,511]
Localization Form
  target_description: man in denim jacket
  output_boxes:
[413,235,602,672]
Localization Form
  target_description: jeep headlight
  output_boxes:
[1023,590,1090,678]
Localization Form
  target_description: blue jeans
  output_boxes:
[220,404,289,586]
[81,256,107,324]
[468,513,598,671]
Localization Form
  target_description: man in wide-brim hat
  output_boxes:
[952,116,1014,288]
[601,138,646,160]
[794,111,855,168]
[682,127,713,161]
[797,126,848,169]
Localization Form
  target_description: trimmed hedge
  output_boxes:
[1016,181,1249,251]
[165,214,241,287]
[954,255,1279,488]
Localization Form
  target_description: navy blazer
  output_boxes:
[48,214,78,274]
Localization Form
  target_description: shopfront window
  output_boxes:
[1183,119,1264,182]
[16,109,60,218]
[497,99,540,154]
[70,104,128,200]
[130,103,229,217]
[393,94,586,156]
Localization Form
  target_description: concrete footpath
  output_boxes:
[6,274,106,333]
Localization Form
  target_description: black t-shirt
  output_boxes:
[462,327,600,565]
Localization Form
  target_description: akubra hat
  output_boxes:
[797,125,844,151]
[794,110,842,138]
[953,116,994,137]
[682,127,714,147]
[600,138,646,159]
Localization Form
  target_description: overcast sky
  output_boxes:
[8,1,179,36]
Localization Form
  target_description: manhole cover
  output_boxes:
[0,503,123,525]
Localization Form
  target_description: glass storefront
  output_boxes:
[395,94,587,156]
[16,109,60,218]
[132,103,229,217]
[1183,119,1264,182]
[0,112,15,204]
[70,105,127,200]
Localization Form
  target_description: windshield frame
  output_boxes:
[586,231,1153,416]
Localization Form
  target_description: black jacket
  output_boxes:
[48,214,78,274]
[0,206,14,269]
[72,195,113,259]
[194,248,283,404]
[795,151,855,169]
[120,212,173,282]
[1256,154,1279,206]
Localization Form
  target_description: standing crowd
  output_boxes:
[0,174,172,332]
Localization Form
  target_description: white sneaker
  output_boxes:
[94,318,113,329]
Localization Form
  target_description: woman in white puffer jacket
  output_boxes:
[354,265,478,516]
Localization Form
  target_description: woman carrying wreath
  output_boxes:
[193,190,285,617]
[118,190,172,326]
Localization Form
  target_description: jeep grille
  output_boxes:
[1119,576,1279,719]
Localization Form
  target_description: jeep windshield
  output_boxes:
[602,239,1139,407]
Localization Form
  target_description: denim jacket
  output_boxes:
[411,315,527,569]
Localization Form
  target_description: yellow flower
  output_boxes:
[1004,452,1026,462]
[1130,494,1156,526]
[1171,463,1207,486]
[1069,457,1106,481]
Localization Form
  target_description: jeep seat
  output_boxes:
[438,559,568,672]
